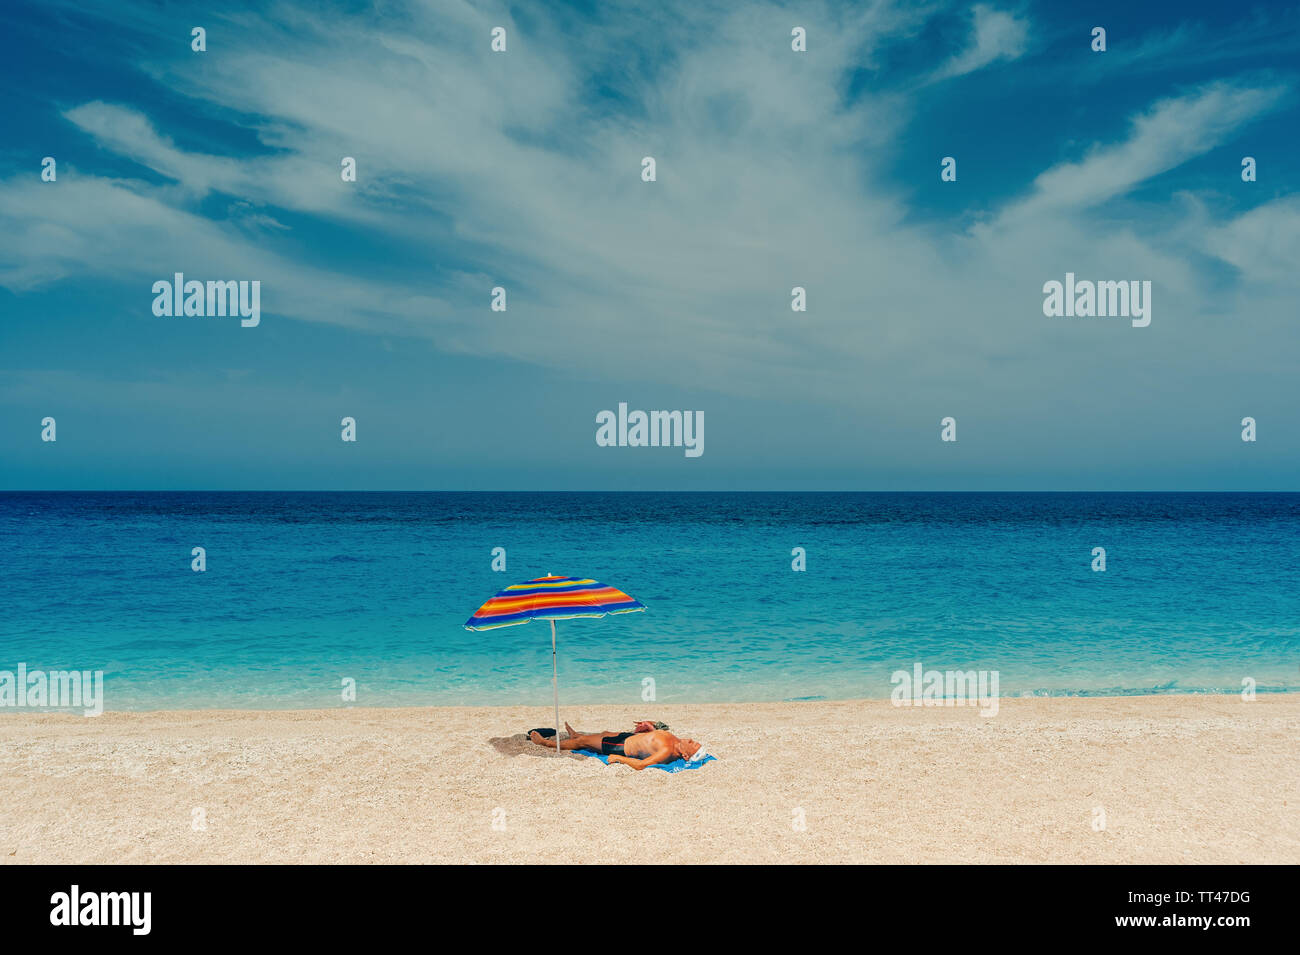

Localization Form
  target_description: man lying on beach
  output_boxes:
[529,721,704,770]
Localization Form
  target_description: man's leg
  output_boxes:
[529,730,610,751]
[565,722,616,738]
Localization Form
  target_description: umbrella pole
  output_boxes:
[551,619,561,754]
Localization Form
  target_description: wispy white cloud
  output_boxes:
[1203,196,1300,283]
[931,4,1028,81]
[1,0,1296,420]
[1059,8,1300,82]
[0,174,451,336]
[995,82,1286,224]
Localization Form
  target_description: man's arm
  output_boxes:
[606,745,674,771]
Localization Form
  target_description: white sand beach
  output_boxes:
[1,695,1297,864]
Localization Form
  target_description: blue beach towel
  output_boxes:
[573,749,717,773]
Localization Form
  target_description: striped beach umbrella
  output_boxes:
[465,575,646,753]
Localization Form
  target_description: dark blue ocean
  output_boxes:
[0,492,1296,709]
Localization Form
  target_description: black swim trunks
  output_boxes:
[600,732,634,756]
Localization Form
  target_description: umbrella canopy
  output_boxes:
[463,575,645,630]
[464,575,646,753]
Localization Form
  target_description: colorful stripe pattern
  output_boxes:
[464,575,646,631]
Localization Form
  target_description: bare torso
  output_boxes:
[619,730,675,759]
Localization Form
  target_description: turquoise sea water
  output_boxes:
[0,492,1296,709]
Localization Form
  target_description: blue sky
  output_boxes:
[2,0,1298,490]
